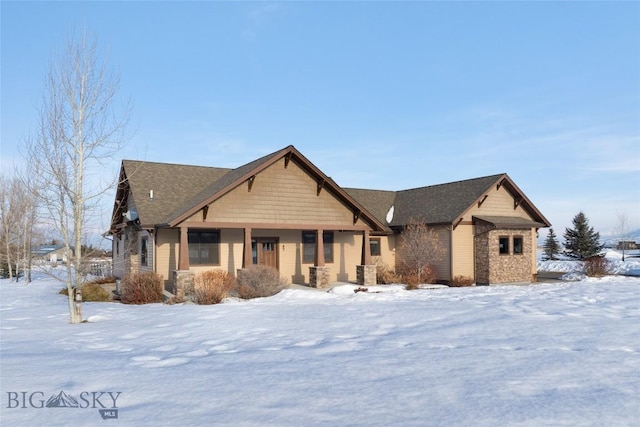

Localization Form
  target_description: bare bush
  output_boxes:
[237,265,288,299]
[398,220,445,284]
[374,258,402,284]
[121,271,163,304]
[584,256,610,277]
[403,265,436,290]
[449,275,475,287]
[193,270,236,305]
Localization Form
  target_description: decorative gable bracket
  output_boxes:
[248,175,256,192]
[317,179,325,196]
[353,210,361,225]
[514,197,523,210]
[453,217,464,230]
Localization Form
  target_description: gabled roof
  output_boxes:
[347,173,551,228]
[111,160,230,229]
[164,145,388,232]
[110,147,550,234]
[473,215,547,229]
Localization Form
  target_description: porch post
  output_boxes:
[315,228,325,267]
[178,226,190,270]
[361,229,371,265]
[243,227,253,268]
[310,228,330,288]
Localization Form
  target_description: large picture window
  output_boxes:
[302,231,334,263]
[188,230,220,265]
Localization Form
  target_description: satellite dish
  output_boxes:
[386,205,395,223]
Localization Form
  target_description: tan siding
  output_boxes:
[467,185,532,219]
[373,235,396,272]
[155,229,179,286]
[189,160,357,227]
[395,225,450,283]
[531,228,538,279]
[451,224,474,280]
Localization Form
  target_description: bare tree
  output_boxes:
[615,212,630,262]
[0,173,37,282]
[23,28,129,323]
[397,219,446,284]
[0,175,16,280]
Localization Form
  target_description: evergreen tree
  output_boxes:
[543,228,561,260]
[563,212,604,260]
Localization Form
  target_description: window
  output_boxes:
[188,230,220,265]
[141,237,148,266]
[499,237,509,254]
[513,236,523,254]
[370,238,381,257]
[302,231,334,263]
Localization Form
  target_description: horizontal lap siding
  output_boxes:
[451,225,474,280]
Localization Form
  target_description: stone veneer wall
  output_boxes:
[356,265,376,286]
[309,266,331,289]
[474,223,492,285]
[478,228,533,284]
[173,270,194,301]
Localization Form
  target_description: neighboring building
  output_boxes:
[32,244,70,264]
[108,145,550,293]
[617,241,639,250]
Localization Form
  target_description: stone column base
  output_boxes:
[173,270,194,301]
[309,266,331,289]
[357,265,377,286]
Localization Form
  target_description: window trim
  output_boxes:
[302,231,334,264]
[513,236,524,255]
[499,236,510,255]
[140,236,148,266]
[188,229,220,266]
[370,238,381,257]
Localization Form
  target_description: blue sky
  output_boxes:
[1,1,639,240]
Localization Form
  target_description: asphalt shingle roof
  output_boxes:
[121,160,230,227]
[115,147,548,232]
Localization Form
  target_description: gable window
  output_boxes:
[370,238,381,257]
[188,230,220,265]
[499,237,509,255]
[141,237,148,266]
[513,236,523,254]
[302,231,334,263]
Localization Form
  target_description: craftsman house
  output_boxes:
[108,145,550,292]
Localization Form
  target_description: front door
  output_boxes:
[252,238,279,270]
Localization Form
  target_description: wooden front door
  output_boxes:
[252,238,278,270]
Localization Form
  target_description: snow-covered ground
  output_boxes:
[538,249,640,280]
[1,270,639,426]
